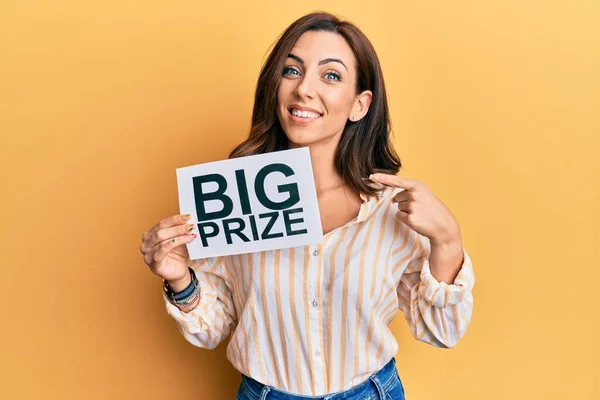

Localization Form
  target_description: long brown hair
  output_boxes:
[229,11,401,198]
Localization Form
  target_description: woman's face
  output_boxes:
[276,30,372,148]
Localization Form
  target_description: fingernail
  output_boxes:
[187,224,194,231]
[182,214,191,220]
[369,174,378,180]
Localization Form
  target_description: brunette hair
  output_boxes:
[229,11,401,198]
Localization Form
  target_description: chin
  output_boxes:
[283,128,324,146]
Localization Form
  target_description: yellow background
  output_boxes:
[1,1,598,399]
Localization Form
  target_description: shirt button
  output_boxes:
[316,349,321,356]
[313,249,319,256]
[311,299,318,307]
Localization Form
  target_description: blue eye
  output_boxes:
[282,67,341,81]
[283,67,300,76]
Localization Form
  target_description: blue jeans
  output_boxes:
[235,358,405,400]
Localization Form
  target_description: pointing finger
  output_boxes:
[391,190,411,204]
[369,173,418,190]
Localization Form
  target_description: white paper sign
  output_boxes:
[176,147,323,259]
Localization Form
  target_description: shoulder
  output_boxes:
[372,184,400,214]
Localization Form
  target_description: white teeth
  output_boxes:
[291,109,320,119]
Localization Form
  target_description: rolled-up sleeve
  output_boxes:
[163,256,237,350]
[396,231,475,349]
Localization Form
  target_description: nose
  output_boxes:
[293,74,316,100]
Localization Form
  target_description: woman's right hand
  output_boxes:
[139,214,197,283]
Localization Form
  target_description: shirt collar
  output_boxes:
[356,183,390,223]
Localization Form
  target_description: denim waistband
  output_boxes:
[240,357,398,400]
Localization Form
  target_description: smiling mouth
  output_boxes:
[287,108,322,123]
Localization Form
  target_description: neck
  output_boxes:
[288,140,343,194]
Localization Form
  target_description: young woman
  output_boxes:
[140,12,475,400]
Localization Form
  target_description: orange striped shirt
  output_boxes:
[162,184,475,396]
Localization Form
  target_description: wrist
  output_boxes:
[163,267,201,310]
[430,225,462,248]
[430,236,462,251]
[167,270,192,292]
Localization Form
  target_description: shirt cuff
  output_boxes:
[162,280,218,331]
[418,248,475,307]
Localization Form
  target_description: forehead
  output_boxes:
[290,30,355,68]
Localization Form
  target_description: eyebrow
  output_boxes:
[287,53,348,72]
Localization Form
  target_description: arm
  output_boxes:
[366,173,475,348]
[163,256,237,350]
[396,231,475,348]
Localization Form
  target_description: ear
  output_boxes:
[349,90,373,122]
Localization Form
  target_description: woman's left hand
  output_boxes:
[369,173,462,246]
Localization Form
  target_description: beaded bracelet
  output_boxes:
[175,287,201,310]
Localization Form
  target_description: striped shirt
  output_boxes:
[162,184,475,396]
